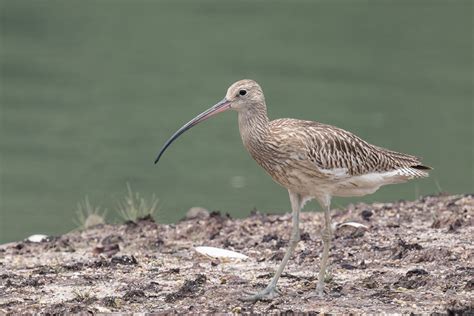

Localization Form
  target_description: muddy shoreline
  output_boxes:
[1,194,473,314]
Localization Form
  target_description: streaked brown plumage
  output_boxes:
[154,79,431,301]
[242,118,429,195]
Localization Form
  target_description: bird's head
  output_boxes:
[154,79,265,164]
[224,79,265,112]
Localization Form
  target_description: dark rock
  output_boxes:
[222,239,233,248]
[111,255,138,265]
[15,243,24,250]
[137,214,155,223]
[300,232,311,241]
[262,234,278,243]
[151,237,164,248]
[406,268,428,277]
[165,274,207,303]
[361,209,373,221]
[275,239,287,249]
[123,289,145,302]
[340,262,357,270]
[62,262,85,271]
[89,258,110,268]
[394,269,429,289]
[102,296,120,308]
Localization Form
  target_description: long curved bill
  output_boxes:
[154,98,231,164]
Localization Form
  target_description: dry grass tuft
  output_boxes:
[117,183,159,223]
[74,197,107,230]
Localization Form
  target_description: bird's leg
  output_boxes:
[316,198,332,297]
[240,191,302,302]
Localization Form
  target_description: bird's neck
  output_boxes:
[238,105,270,151]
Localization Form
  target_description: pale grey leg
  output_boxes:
[316,196,332,296]
[241,191,302,302]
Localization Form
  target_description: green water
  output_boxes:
[1,1,472,243]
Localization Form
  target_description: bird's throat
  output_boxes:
[238,108,270,153]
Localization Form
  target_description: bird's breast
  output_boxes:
[244,138,329,194]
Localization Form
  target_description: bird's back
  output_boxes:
[244,118,430,197]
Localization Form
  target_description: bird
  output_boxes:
[154,79,431,301]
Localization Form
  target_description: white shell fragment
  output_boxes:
[26,234,49,243]
[195,246,249,260]
[337,222,369,230]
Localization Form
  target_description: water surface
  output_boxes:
[1,1,472,242]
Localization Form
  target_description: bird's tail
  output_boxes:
[400,164,432,179]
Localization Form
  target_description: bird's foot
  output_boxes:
[239,286,281,302]
[316,284,325,297]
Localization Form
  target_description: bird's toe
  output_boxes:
[239,287,281,302]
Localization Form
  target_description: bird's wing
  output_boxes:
[269,119,430,178]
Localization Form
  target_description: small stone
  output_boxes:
[340,262,357,270]
[406,268,428,277]
[232,306,242,313]
[262,234,278,242]
[361,209,373,221]
[300,232,311,241]
[111,255,138,265]
[26,234,48,243]
[185,207,210,220]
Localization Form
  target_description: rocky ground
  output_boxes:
[1,193,473,314]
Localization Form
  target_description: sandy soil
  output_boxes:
[1,193,473,314]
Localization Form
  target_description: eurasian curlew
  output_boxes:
[154,79,431,301]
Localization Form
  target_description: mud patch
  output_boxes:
[0,194,472,314]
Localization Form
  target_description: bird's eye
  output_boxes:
[239,89,247,96]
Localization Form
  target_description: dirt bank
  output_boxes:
[1,194,473,314]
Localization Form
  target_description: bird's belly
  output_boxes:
[259,160,333,196]
[332,170,409,197]
[258,158,408,198]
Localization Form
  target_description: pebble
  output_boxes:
[185,207,210,220]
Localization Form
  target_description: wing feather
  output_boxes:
[269,119,430,178]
